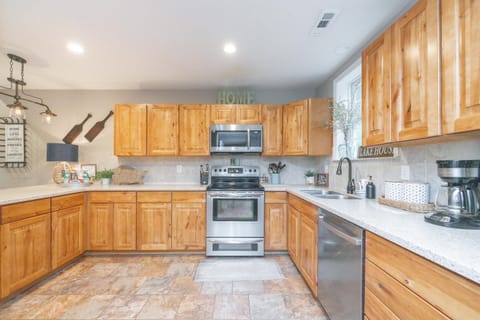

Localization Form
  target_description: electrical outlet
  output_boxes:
[176,165,183,174]
[401,165,410,180]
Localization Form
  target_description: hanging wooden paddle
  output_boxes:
[84,110,114,142]
[62,113,92,144]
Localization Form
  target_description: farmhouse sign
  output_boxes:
[357,146,396,159]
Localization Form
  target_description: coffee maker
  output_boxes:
[425,160,480,229]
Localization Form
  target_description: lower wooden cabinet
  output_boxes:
[88,192,136,251]
[1,214,51,298]
[52,193,85,269]
[365,232,480,319]
[137,192,172,250]
[288,194,318,296]
[265,192,288,250]
[287,205,300,265]
[171,192,206,250]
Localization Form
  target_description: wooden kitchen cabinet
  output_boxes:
[261,104,283,155]
[210,104,261,124]
[282,98,332,156]
[114,104,147,156]
[391,0,441,142]
[171,192,206,250]
[137,192,172,250]
[147,104,179,155]
[179,104,210,156]
[51,193,85,270]
[88,192,136,251]
[365,232,480,319]
[265,192,287,250]
[288,194,318,296]
[441,0,480,134]
[1,212,51,299]
[287,205,300,265]
[362,28,392,146]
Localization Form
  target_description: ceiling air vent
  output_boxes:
[311,10,339,36]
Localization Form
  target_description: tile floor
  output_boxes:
[0,254,327,320]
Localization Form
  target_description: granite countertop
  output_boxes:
[0,183,479,284]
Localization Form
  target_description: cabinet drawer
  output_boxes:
[364,287,399,320]
[365,259,448,319]
[265,192,287,203]
[172,192,205,203]
[88,192,136,203]
[288,194,318,217]
[1,198,51,224]
[366,232,480,319]
[137,192,171,203]
[51,193,85,211]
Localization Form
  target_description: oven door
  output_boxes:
[206,191,264,238]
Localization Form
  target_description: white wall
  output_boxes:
[0,88,324,188]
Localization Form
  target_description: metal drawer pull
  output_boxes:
[208,240,263,244]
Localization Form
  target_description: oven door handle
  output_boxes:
[208,239,264,244]
[207,192,264,198]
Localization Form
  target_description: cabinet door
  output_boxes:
[362,29,392,146]
[442,0,480,134]
[299,214,318,296]
[265,203,287,250]
[236,104,261,124]
[88,203,113,250]
[52,205,84,269]
[114,104,147,156]
[171,202,206,250]
[113,203,136,250]
[287,205,300,264]
[391,0,440,142]
[147,104,179,155]
[283,101,308,155]
[261,105,283,155]
[179,104,210,156]
[137,202,171,250]
[211,105,236,124]
[1,214,51,298]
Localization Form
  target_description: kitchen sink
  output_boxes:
[301,189,360,200]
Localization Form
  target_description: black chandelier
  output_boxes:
[0,53,57,123]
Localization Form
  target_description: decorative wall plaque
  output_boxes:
[0,117,26,167]
[216,90,256,104]
[357,146,397,159]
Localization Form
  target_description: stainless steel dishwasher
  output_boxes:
[317,208,364,320]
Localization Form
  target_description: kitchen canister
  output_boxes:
[384,180,405,202]
[403,181,430,204]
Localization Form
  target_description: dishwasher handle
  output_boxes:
[320,216,362,246]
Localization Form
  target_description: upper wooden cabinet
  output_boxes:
[179,104,210,156]
[391,0,441,142]
[441,0,480,134]
[283,98,332,155]
[210,104,261,124]
[261,105,283,156]
[362,29,392,146]
[114,104,147,156]
[147,104,179,156]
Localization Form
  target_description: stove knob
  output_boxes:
[223,169,227,172]
[214,169,217,172]
[254,169,257,172]
[249,169,252,172]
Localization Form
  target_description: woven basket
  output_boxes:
[378,196,435,214]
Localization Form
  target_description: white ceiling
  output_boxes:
[0,0,413,90]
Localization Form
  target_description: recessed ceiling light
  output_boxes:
[66,41,85,55]
[223,43,237,54]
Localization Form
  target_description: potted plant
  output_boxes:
[96,169,113,185]
[305,170,315,185]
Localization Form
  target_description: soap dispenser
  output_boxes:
[366,176,376,199]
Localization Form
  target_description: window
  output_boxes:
[332,58,362,160]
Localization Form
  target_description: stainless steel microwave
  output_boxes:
[210,124,262,153]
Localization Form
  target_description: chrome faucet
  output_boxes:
[336,157,355,194]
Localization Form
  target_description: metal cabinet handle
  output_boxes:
[207,240,263,244]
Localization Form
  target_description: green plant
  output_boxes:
[96,169,113,180]
[305,170,315,177]
[329,99,362,158]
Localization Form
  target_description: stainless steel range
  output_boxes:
[206,165,265,256]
